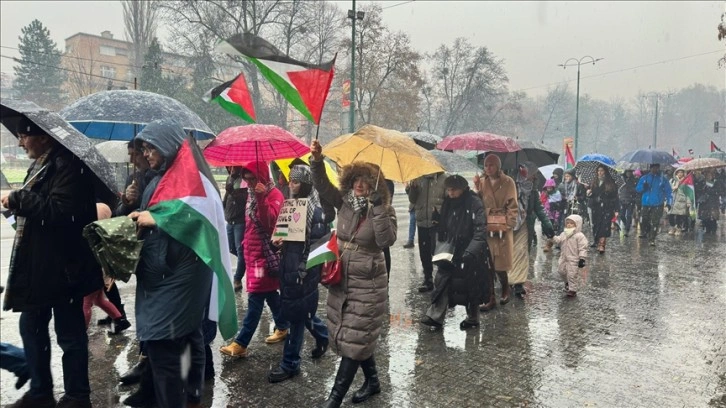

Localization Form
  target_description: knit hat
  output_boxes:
[444,174,468,190]
[634,169,642,177]
[544,178,557,188]
[289,165,313,185]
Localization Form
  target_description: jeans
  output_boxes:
[20,298,90,399]
[0,342,28,378]
[235,291,290,347]
[417,226,437,282]
[279,315,328,373]
[145,328,204,408]
[619,202,634,232]
[407,210,416,243]
[227,223,246,281]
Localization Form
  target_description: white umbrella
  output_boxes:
[94,140,130,163]
[538,164,563,180]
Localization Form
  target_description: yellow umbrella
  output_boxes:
[275,153,339,187]
[323,125,445,183]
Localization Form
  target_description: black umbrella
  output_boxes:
[492,140,560,169]
[429,150,481,174]
[405,131,442,150]
[1,99,119,207]
[59,90,214,141]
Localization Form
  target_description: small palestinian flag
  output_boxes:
[204,73,256,123]
[565,144,576,169]
[273,224,289,238]
[216,33,336,124]
[711,141,723,153]
[306,230,339,269]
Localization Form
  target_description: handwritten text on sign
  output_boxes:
[273,198,308,242]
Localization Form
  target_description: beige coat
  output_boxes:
[311,159,397,361]
[476,171,519,271]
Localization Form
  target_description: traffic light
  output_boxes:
[716,121,720,133]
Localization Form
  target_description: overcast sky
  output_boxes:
[1,1,724,101]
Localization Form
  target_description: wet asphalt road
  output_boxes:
[1,190,725,407]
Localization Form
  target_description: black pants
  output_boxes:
[105,282,123,315]
[668,214,687,229]
[417,226,437,282]
[145,328,204,408]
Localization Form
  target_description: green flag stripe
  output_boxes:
[150,199,238,339]
[247,57,314,122]
[213,95,256,123]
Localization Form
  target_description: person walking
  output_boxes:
[618,169,638,236]
[696,169,725,234]
[587,165,619,253]
[407,172,447,292]
[220,161,290,358]
[2,117,101,408]
[403,183,416,248]
[551,215,589,297]
[636,163,672,246]
[268,165,330,383]
[420,175,489,330]
[309,140,397,408]
[474,154,518,310]
[223,166,248,292]
[667,169,690,235]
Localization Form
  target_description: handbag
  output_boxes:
[486,208,508,238]
[432,240,456,267]
[320,218,364,287]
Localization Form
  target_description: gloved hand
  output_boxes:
[578,259,586,268]
[369,191,383,207]
[431,207,440,224]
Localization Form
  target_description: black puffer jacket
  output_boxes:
[4,147,101,311]
[223,172,248,224]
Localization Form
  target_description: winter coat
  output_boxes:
[669,176,690,216]
[242,161,284,294]
[310,159,397,361]
[279,204,330,323]
[3,147,102,312]
[134,121,213,341]
[552,215,588,282]
[588,178,619,239]
[223,173,248,224]
[636,172,672,207]
[526,192,555,238]
[408,172,447,228]
[696,176,725,221]
[475,171,519,271]
[618,175,638,206]
[432,190,490,308]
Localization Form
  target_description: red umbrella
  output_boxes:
[203,124,309,166]
[437,132,521,153]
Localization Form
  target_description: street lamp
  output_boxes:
[347,1,364,133]
[642,91,673,149]
[559,56,603,160]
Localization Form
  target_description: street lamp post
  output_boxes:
[559,56,603,160]
[642,92,672,149]
[347,1,364,133]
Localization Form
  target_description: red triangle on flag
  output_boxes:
[148,140,206,207]
[227,74,256,121]
[287,64,335,124]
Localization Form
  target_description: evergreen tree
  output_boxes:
[140,37,165,93]
[13,19,66,108]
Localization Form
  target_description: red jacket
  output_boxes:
[242,161,284,293]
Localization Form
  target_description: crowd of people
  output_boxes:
[1,116,725,408]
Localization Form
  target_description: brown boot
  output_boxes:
[597,237,606,254]
[497,271,510,305]
[479,294,496,312]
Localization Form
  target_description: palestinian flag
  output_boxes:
[565,143,576,169]
[306,230,339,269]
[711,141,723,152]
[216,33,336,124]
[679,172,696,220]
[204,73,256,123]
[147,136,238,339]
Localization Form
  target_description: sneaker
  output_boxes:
[459,320,479,330]
[265,328,288,344]
[220,341,248,358]
[268,366,299,383]
[674,228,682,236]
[403,241,414,249]
[667,228,675,235]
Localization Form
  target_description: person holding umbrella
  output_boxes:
[636,163,672,246]
[309,139,397,408]
[2,117,101,408]
[586,165,619,253]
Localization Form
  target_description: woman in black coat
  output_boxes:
[587,165,619,254]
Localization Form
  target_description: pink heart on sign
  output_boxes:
[293,213,301,223]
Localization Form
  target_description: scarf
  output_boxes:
[562,180,578,201]
[246,180,275,225]
[345,190,368,214]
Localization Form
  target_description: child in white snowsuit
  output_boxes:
[552,214,588,297]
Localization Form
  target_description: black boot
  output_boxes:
[351,355,381,404]
[319,357,360,408]
[119,356,147,385]
[122,361,154,407]
[418,270,434,293]
[109,317,131,335]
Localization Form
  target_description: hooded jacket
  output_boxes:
[552,214,588,269]
[669,172,690,216]
[636,171,672,207]
[134,120,213,341]
[310,159,397,361]
[242,161,284,294]
[408,172,447,228]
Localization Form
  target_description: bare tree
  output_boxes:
[718,12,725,68]
[123,0,158,77]
[64,43,106,99]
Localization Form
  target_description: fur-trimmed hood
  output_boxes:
[338,161,390,204]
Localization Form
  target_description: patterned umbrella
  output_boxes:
[404,131,442,150]
[679,157,726,171]
[437,132,521,153]
[203,124,309,166]
[82,216,142,283]
[574,161,624,188]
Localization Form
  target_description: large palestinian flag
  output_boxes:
[204,73,256,123]
[216,33,336,124]
[147,136,238,339]
[679,172,696,220]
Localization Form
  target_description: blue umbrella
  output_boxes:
[578,153,615,166]
[617,149,677,166]
[59,90,214,141]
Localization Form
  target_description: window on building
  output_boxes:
[115,47,128,57]
[99,45,116,56]
[100,66,116,79]
[65,45,73,54]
